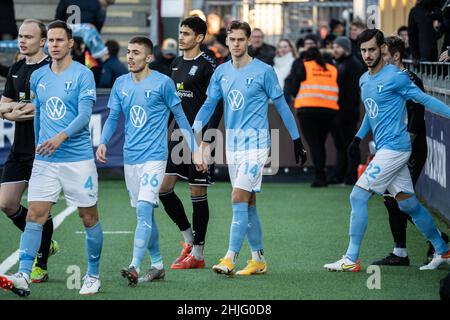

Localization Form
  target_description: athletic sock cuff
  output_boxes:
[191,195,208,202]
[9,206,25,220]
[159,189,175,197]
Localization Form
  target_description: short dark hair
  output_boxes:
[397,25,408,35]
[22,19,47,39]
[180,16,207,37]
[304,33,319,45]
[357,28,384,48]
[47,20,72,39]
[227,20,251,38]
[384,36,405,61]
[128,36,153,54]
[105,40,120,57]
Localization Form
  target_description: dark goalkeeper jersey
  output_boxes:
[170,52,222,133]
[2,56,51,159]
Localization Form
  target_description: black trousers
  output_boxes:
[330,113,359,184]
[297,108,337,181]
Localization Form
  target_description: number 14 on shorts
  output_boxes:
[243,162,258,178]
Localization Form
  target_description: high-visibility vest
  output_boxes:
[294,60,339,110]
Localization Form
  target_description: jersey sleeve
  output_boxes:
[263,67,284,100]
[162,77,182,108]
[396,72,450,119]
[2,65,15,99]
[29,71,40,107]
[206,69,223,101]
[107,78,122,112]
[78,69,97,103]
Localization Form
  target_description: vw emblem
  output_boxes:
[45,96,66,120]
[130,105,147,128]
[364,98,379,119]
[227,90,244,111]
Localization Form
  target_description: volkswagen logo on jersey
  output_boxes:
[364,98,379,119]
[46,96,67,120]
[130,105,147,128]
[227,90,244,111]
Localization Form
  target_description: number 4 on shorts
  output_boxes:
[84,176,94,190]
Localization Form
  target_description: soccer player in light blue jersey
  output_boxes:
[0,21,103,296]
[324,29,450,272]
[192,21,307,276]
[96,36,199,286]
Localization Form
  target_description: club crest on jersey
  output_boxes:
[64,81,73,93]
[188,65,198,76]
[144,89,152,99]
[246,77,254,86]
[377,84,383,93]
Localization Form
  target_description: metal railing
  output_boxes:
[403,60,450,105]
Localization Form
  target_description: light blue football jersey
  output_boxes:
[107,71,186,164]
[30,61,96,162]
[360,63,450,151]
[206,58,283,151]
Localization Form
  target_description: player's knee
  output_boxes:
[0,200,20,216]
[231,189,250,203]
[189,185,206,197]
[350,186,371,205]
[26,208,48,224]
[79,206,99,228]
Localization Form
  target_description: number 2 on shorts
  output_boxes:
[366,163,381,180]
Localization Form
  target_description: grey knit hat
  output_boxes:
[334,36,352,53]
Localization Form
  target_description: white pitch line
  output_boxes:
[0,206,77,274]
[75,231,133,234]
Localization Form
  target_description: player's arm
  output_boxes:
[192,70,223,133]
[399,74,450,119]
[1,100,35,122]
[37,72,96,157]
[266,68,306,165]
[97,83,122,163]
[163,80,198,153]
[347,114,370,164]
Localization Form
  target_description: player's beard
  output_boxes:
[367,51,382,69]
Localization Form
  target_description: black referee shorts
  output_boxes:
[1,152,33,184]
[166,140,215,186]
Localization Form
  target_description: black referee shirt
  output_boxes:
[2,56,51,159]
[170,52,222,133]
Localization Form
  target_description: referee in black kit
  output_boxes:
[156,16,223,273]
[372,36,448,266]
[0,19,58,283]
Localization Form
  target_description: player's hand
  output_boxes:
[347,137,361,164]
[293,137,307,166]
[193,143,208,173]
[96,144,108,163]
[36,132,68,157]
[10,102,34,121]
